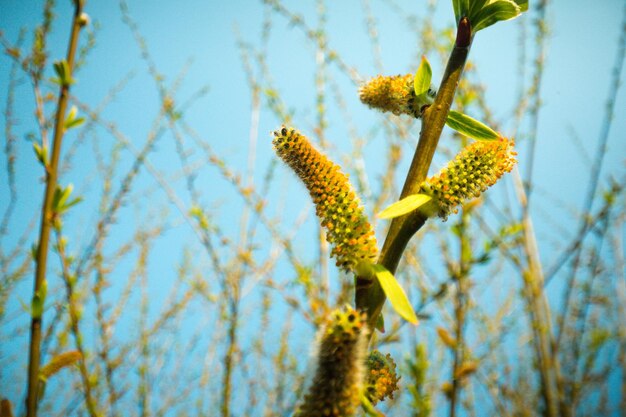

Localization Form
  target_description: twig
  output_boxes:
[26,2,85,415]
[356,17,473,331]
[554,1,626,353]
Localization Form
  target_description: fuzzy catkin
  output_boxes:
[422,137,517,220]
[39,351,82,379]
[358,74,434,118]
[272,127,378,273]
[365,350,401,405]
[296,307,368,417]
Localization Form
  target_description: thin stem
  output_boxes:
[523,0,547,206]
[512,168,560,417]
[449,210,472,417]
[220,289,241,417]
[26,2,84,416]
[356,18,473,331]
[554,0,626,349]
[54,229,99,416]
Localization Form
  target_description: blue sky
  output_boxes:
[1,0,625,415]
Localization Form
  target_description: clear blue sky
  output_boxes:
[1,0,624,415]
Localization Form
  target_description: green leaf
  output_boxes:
[64,105,85,129]
[372,264,419,325]
[33,142,48,166]
[52,184,73,212]
[378,194,432,219]
[452,0,472,24]
[375,313,385,333]
[52,59,75,86]
[472,1,521,32]
[31,280,47,319]
[60,197,83,213]
[67,105,77,122]
[65,117,85,129]
[513,0,528,12]
[413,56,432,97]
[53,60,68,79]
[51,184,82,214]
[445,110,499,140]
[452,0,462,23]
[469,0,490,16]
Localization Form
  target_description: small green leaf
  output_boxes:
[64,106,85,129]
[52,184,73,212]
[469,0,489,16]
[375,313,385,333]
[378,194,432,219]
[513,0,528,12]
[60,197,83,213]
[452,0,471,24]
[52,59,75,86]
[445,110,499,140]
[31,280,47,319]
[65,117,85,129]
[413,56,432,97]
[53,60,67,79]
[472,1,521,32]
[67,105,77,122]
[452,0,462,23]
[32,142,48,165]
[372,264,419,325]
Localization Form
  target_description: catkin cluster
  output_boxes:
[296,307,368,417]
[365,350,401,405]
[272,127,378,273]
[358,74,434,118]
[422,137,517,219]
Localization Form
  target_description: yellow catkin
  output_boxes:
[422,137,517,220]
[296,307,368,417]
[272,127,378,272]
[455,361,478,379]
[359,74,434,118]
[365,350,401,405]
[39,350,82,379]
[437,327,457,349]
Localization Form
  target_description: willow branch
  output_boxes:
[26,2,85,416]
[356,17,473,331]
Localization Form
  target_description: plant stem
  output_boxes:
[512,169,561,417]
[54,228,100,416]
[26,2,84,416]
[220,291,240,417]
[356,18,473,331]
[449,187,472,417]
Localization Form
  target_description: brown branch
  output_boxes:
[356,17,473,331]
[449,211,472,417]
[54,228,99,416]
[26,2,85,416]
